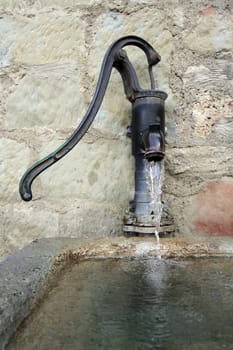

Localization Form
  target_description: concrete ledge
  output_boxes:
[1,236,233,349]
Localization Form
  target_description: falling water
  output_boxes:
[146,160,164,254]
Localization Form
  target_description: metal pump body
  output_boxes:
[19,35,174,236]
[124,93,166,235]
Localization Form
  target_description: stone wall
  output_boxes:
[0,0,233,259]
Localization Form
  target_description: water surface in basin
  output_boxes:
[8,257,233,350]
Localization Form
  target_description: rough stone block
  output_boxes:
[166,146,233,178]
[183,11,233,55]
[58,200,123,238]
[6,70,84,129]
[32,135,134,204]
[0,0,102,11]
[193,179,233,236]
[4,12,85,65]
[0,17,18,67]
[0,203,59,260]
[0,138,30,202]
[191,92,233,138]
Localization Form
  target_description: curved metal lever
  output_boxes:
[19,35,161,201]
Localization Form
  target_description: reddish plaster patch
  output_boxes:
[194,180,233,236]
[200,5,217,16]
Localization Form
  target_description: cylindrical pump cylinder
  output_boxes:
[131,91,167,157]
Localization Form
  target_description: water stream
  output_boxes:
[146,160,164,251]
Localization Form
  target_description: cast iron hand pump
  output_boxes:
[19,35,169,235]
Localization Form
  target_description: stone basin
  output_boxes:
[1,236,233,349]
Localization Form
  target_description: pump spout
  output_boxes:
[142,124,165,162]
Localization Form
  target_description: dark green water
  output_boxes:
[8,258,233,350]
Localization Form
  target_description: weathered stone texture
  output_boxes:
[183,11,233,56]
[0,203,59,259]
[0,138,30,201]
[2,12,86,65]
[38,136,134,203]
[6,71,84,128]
[58,200,124,239]
[1,0,233,258]
[193,179,233,236]
[0,0,102,11]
